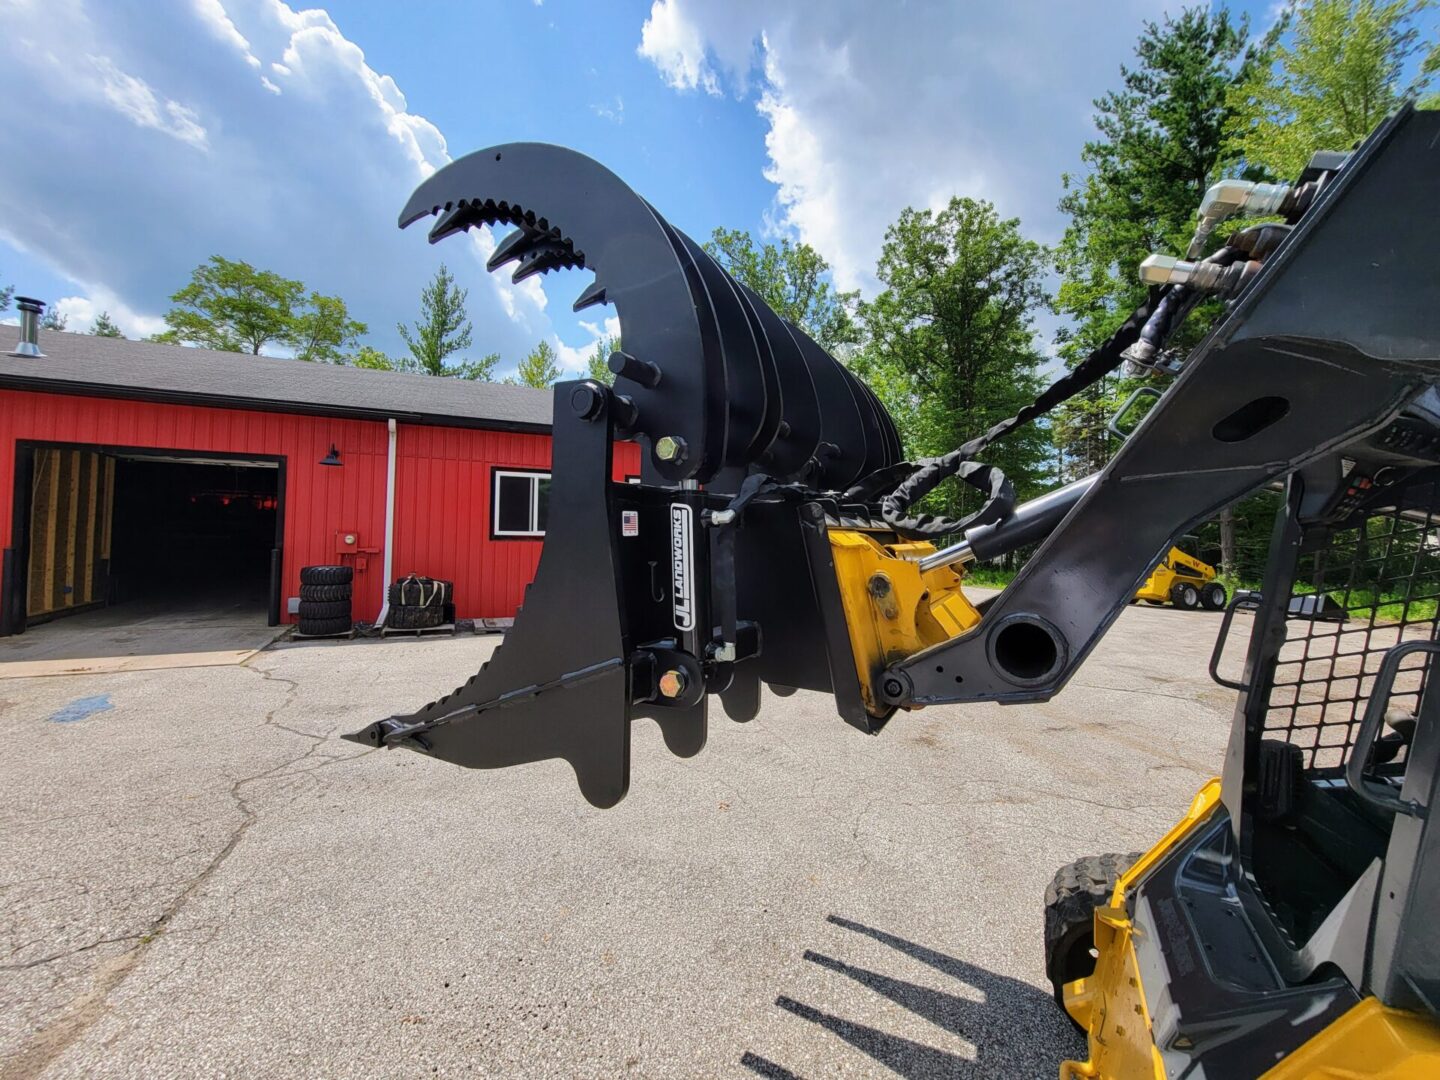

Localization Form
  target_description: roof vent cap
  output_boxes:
[9,296,45,358]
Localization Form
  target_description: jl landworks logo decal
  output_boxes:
[671,503,694,631]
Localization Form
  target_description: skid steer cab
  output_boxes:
[344,108,1440,1075]
[1134,541,1226,610]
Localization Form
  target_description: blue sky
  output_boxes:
[0,0,1297,378]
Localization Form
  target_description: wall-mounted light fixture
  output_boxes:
[319,444,343,467]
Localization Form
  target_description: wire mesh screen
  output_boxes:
[1264,480,1440,773]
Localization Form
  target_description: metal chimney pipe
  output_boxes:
[9,297,45,358]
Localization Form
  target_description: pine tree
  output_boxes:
[397,264,474,375]
[89,311,124,337]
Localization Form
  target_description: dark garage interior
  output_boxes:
[107,456,280,621]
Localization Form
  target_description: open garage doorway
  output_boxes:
[2,444,286,674]
[107,453,282,622]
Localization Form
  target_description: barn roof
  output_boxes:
[0,325,555,432]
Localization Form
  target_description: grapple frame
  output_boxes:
[348,107,1440,811]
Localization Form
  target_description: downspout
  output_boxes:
[376,418,398,628]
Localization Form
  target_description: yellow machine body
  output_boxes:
[827,530,982,716]
[1134,545,1217,604]
[1058,779,1440,1079]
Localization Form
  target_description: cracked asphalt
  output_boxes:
[0,602,1246,1079]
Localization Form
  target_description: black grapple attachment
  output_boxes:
[347,109,1440,808]
[344,143,903,807]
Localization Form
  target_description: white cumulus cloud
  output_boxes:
[635,0,1172,295]
[0,0,547,363]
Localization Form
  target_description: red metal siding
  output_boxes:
[1,389,641,623]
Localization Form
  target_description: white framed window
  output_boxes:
[492,469,551,538]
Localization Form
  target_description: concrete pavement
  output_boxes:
[1,603,1246,1078]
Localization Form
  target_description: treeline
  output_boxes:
[715,0,1439,583]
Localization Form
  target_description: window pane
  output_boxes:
[535,477,551,532]
[496,475,533,533]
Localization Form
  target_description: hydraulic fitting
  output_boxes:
[1187,179,1294,258]
[1139,254,1260,295]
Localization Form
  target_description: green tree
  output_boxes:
[1228,0,1439,179]
[854,197,1053,523]
[1052,6,1265,484]
[349,343,496,380]
[447,354,500,381]
[40,304,67,331]
[89,311,124,337]
[0,278,12,313]
[704,228,858,349]
[156,256,304,354]
[397,263,474,375]
[292,293,367,363]
[350,344,413,372]
[585,335,620,385]
[510,340,563,389]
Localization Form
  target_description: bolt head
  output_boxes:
[655,435,687,463]
[658,668,687,699]
[570,384,602,419]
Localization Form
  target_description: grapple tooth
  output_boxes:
[429,204,481,243]
[486,226,538,271]
[512,243,573,283]
[573,280,607,312]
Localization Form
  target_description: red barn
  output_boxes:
[0,324,640,637]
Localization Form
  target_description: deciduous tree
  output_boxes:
[854,198,1053,521]
[704,228,858,349]
[156,256,304,354]
[1228,0,1439,179]
[511,340,563,389]
[585,335,620,386]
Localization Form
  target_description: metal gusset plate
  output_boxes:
[399,142,899,489]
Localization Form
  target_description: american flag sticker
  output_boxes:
[622,510,639,537]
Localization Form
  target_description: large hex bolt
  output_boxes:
[655,435,688,463]
[658,669,688,699]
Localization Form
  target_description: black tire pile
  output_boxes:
[387,574,453,631]
[298,565,353,637]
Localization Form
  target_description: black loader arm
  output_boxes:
[347,106,1440,807]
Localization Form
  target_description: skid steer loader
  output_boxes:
[346,107,1440,1075]
[1134,542,1225,610]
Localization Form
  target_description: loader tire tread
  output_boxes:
[300,565,353,586]
[1044,852,1142,1026]
[297,599,351,621]
[299,583,352,603]
[298,615,351,637]
[387,603,446,631]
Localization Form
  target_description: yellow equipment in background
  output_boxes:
[1134,544,1227,610]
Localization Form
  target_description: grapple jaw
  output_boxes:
[348,143,904,806]
[344,378,864,808]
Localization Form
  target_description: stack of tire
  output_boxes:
[299,565,353,637]
[387,574,452,631]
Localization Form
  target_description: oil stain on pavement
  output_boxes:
[48,694,114,724]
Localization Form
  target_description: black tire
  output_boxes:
[1170,581,1200,610]
[299,583,352,603]
[1044,852,1142,1027]
[298,599,351,621]
[298,615,351,637]
[1201,582,1227,611]
[1144,599,1165,606]
[388,603,446,630]
[301,565,353,586]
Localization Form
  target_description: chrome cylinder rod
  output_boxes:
[917,474,1098,573]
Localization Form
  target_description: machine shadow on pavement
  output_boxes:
[741,915,1084,1078]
